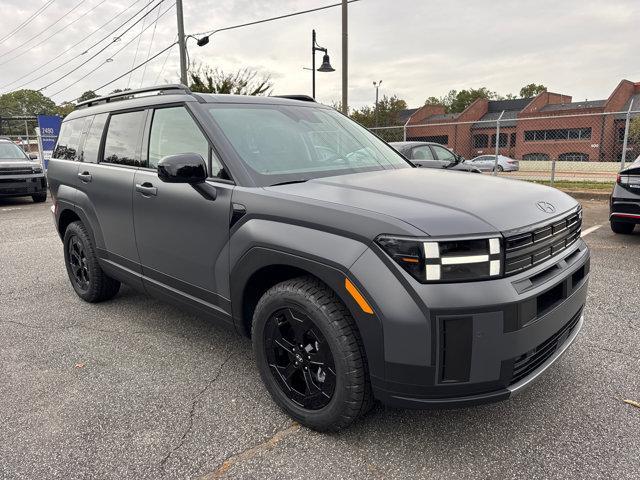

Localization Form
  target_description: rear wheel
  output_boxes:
[610,220,635,234]
[495,165,504,172]
[63,221,120,302]
[32,192,47,203]
[252,276,372,431]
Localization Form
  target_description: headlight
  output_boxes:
[376,235,502,283]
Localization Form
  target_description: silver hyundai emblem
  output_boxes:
[536,201,556,213]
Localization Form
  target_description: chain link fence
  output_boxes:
[369,110,640,188]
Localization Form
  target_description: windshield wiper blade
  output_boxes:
[269,179,309,186]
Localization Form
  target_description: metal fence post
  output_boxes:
[493,110,504,176]
[550,158,557,187]
[620,99,634,171]
[403,124,407,141]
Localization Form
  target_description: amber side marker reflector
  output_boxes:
[344,278,374,315]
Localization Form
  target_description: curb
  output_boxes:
[558,189,610,201]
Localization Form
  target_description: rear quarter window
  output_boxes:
[53,118,85,160]
[80,113,108,163]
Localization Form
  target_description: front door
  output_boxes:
[132,106,233,321]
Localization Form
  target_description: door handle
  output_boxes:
[135,182,157,197]
[78,171,92,183]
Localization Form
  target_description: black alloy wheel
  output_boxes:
[68,234,90,292]
[264,307,336,410]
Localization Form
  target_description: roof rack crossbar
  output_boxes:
[76,84,192,109]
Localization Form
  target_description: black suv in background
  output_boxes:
[0,138,47,202]
[610,156,640,234]
[47,85,590,431]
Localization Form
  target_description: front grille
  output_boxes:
[0,167,33,175]
[504,210,581,275]
[509,307,582,385]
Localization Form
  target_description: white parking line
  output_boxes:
[1,207,22,212]
[581,225,602,237]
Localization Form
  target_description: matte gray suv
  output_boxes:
[48,85,590,431]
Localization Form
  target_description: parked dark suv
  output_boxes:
[48,85,590,431]
[0,138,47,202]
[610,156,640,234]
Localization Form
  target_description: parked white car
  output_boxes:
[469,154,520,172]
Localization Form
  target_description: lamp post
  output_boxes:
[373,80,382,126]
[311,29,335,99]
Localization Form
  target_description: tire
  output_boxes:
[495,165,504,172]
[610,220,635,234]
[252,276,373,432]
[63,221,120,302]
[32,192,47,203]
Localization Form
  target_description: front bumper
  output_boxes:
[349,238,590,409]
[0,174,47,197]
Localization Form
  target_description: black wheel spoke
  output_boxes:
[264,306,336,410]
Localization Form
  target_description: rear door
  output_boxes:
[76,109,147,272]
[132,105,234,322]
[48,117,85,207]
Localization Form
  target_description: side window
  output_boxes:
[102,111,146,166]
[53,118,85,160]
[432,145,456,161]
[148,107,217,173]
[80,113,108,163]
[411,146,435,160]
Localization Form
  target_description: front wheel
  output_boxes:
[610,220,635,234]
[252,276,372,431]
[32,192,47,203]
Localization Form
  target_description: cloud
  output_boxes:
[0,0,638,109]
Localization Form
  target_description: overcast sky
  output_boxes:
[0,0,639,109]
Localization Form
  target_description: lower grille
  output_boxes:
[509,307,582,385]
[0,168,32,175]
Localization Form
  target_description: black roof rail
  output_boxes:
[275,95,316,103]
[75,84,193,109]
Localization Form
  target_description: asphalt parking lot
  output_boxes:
[0,195,638,480]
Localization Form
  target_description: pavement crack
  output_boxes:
[159,351,236,469]
[582,341,640,361]
[201,422,301,479]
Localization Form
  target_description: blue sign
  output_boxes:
[36,114,62,169]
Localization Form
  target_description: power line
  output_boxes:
[155,36,177,84]
[0,0,149,91]
[50,3,175,98]
[0,0,57,44]
[0,0,107,68]
[68,42,177,102]
[140,3,163,87]
[38,0,165,92]
[0,0,87,61]
[127,2,150,89]
[191,0,361,38]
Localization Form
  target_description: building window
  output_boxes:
[558,152,589,162]
[510,133,516,147]
[522,153,550,161]
[473,134,488,148]
[408,135,448,145]
[491,133,507,147]
[524,128,591,141]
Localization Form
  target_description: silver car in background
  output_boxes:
[469,154,520,172]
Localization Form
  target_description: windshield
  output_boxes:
[0,142,30,162]
[207,104,410,186]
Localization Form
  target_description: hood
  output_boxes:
[0,160,38,169]
[267,169,578,236]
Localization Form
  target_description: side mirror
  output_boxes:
[28,153,38,160]
[157,153,207,184]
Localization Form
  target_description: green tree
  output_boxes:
[350,94,408,128]
[56,101,75,117]
[628,117,640,145]
[188,63,272,95]
[519,83,547,98]
[423,88,497,113]
[0,89,57,116]
[78,90,99,102]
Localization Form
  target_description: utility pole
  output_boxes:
[176,0,188,85]
[373,80,382,127]
[341,0,348,115]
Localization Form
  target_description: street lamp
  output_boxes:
[373,80,382,126]
[311,29,334,99]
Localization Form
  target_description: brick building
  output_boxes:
[403,79,640,162]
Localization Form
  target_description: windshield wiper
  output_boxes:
[269,179,309,187]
